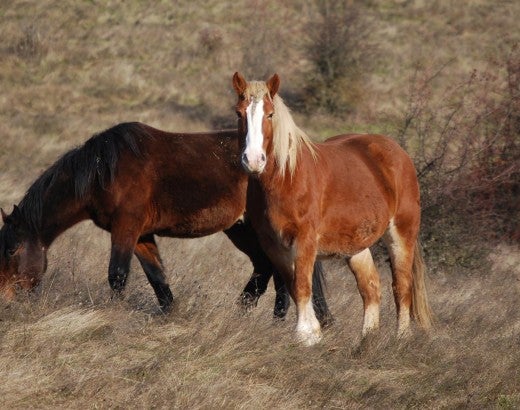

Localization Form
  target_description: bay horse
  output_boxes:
[232,72,433,345]
[0,122,332,324]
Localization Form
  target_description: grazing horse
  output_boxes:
[0,122,332,323]
[232,72,433,345]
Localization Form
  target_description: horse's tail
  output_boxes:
[412,240,434,330]
[312,260,334,327]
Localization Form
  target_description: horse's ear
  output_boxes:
[266,73,280,98]
[0,206,19,225]
[10,205,22,226]
[1,205,23,227]
[233,72,248,96]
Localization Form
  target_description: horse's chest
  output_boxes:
[254,215,297,274]
[252,202,298,250]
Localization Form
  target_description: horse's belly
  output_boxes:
[150,203,244,238]
[316,242,367,258]
[317,214,388,257]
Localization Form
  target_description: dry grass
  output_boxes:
[1,0,519,408]
[0,234,519,408]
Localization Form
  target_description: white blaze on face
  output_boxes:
[242,98,267,173]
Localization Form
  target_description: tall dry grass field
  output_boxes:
[1,1,519,408]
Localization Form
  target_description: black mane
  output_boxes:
[16,122,151,233]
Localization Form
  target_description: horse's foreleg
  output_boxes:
[348,248,381,336]
[108,245,133,295]
[292,242,322,346]
[108,221,141,297]
[225,221,330,324]
[274,261,333,325]
[134,234,174,312]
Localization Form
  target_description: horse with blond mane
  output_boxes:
[232,72,433,345]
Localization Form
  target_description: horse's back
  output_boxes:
[319,133,418,195]
[313,133,420,252]
[89,123,247,237]
[322,133,409,161]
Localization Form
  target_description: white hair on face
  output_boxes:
[245,81,317,178]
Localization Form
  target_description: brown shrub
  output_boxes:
[398,45,520,270]
[303,0,371,115]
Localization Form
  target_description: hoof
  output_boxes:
[397,326,412,339]
[110,289,124,301]
[159,298,174,314]
[273,311,288,321]
[237,292,259,313]
[157,287,174,313]
[297,329,322,346]
[318,313,335,329]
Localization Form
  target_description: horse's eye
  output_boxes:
[236,111,242,118]
[267,113,274,119]
[7,242,21,257]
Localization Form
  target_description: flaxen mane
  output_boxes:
[246,82,316,177]
[272,94,316,177]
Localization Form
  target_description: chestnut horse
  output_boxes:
[0,122,332,323]
[232,72,433,345]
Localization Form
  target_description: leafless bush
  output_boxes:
[399,47,520,269]
[303,0,370,115]
[467,46,520,242]
[198,27,223,56]
[237,0,280,79]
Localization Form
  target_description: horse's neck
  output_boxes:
[33,182,88,247]
[258,146,319,207]
[258,159,293,197]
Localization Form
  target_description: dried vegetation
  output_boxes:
[0,0,519,408]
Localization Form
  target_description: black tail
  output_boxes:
[312,261,334,327]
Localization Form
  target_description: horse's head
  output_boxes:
[0,206,46,300]
[232,72,280,174]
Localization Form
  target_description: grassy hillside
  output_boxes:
[0,0,519,408]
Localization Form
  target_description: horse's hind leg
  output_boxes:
[383,218,416,337]
[272,270,291,319]
[224,222,288,318]
[348,248,381,336]
[134,234,174,312]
